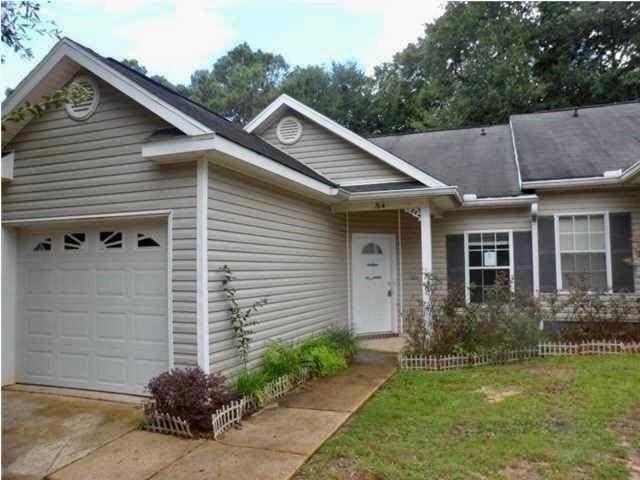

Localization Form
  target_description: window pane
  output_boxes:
[496,232,509,244]
[561,253,575,273]
[469,251,482,267]
[590,215,604,232]
[482,233,495,243]
[483,250,497,267]
[468,234,481,244]
[590,232,605,250]
[470,270,482,287]
[574,216,588,232]
[496,269,510,286]
[470,285,483,303]
[560,234,573,252]
[575,253,589,273]
[483,269,497,286]
[497,250,510,266]
[559,217,573,233]
[590,253,606,271]
[591,272,607,291]
[562,272,574,289]
[574,233,589,250]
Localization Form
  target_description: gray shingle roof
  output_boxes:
[67,39,336,187]
[512,102,640,181]
[369,125,521,198]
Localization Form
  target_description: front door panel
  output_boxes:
[352,234,395,334]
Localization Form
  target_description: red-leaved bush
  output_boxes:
[143,368,235,432]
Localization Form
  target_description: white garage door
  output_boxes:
[17,220,169,395]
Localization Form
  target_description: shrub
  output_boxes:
[301,343,347,376]
[324,327,358,361]
[144,368,234,432]
[405,274,543,355]
[262,342,303,380]
[547,321,640,342]
[234,369,269,400]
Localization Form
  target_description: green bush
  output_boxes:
[262,341,303,380]
[300,343,347,376]
[324,327,358,360]
[234,369,268,398]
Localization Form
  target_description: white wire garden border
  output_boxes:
[144,367,310,440]
[211,367,310,439]
[398,340,640,371]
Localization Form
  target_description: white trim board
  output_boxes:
[245,94,449,189]
[196,158,210,373]
[2,38,212,145]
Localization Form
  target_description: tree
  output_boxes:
[375,1,639,130]
[120,58,176,90]
[535,2,640,108]
[187,43,288,124]
[1,1,59,63]
[281,62,374,134]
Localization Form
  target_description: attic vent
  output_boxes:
[65,75,100,120]
[276,116,303,145]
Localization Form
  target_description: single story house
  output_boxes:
[2,38,638,395]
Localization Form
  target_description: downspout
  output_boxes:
[346,210,352,330]
[397,209,404,334]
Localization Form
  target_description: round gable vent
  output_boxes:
[276,116,303,145]
[65,75,100,121]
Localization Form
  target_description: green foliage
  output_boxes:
[220,264,267,369]
[300,344,347,377]
[323,327,358,361]
[234,369,269,400]
[262,341,303,379]
[405,274,544,355]
[297,356,640,479]
[1,1,60,63]
[120,58,175,89]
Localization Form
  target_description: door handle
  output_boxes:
[387,289,392,297]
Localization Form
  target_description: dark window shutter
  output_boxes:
[446,234,465,294]
[538,216,557,292]
[610,212,634,292]
[513,231,533,294]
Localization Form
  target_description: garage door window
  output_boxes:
[32,235,52,252]
[137,233,160,249]
[98,231,123,250]
[64,233,87,251]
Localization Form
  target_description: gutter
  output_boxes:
[346,186,462,203]
[461,194,538,208]
[522,160,640,190]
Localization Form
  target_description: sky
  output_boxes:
[1,0,444,98]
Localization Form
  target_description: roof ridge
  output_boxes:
[509,99,639,117]
[368,123,508,139]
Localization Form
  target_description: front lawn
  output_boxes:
[294,355,640,480]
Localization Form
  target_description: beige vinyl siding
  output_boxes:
[537,189,640,292]
[2,77,199,368]
[431,208,532,294]
[347,210,422,322]
[260,113,412,186]
[207,165,348,375]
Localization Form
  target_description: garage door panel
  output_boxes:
[18,221,169,395]
[24,351,55,379]
[59,352,90,382]
[60,310,91,339]
[96,269,128,297]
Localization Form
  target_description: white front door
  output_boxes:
[351,234,396,334]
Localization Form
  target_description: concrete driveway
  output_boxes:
[2,389,142,480]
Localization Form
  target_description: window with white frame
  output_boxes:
[558,214,608,291]
[466,232,512,303]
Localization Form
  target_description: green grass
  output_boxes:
[294,355,640,480]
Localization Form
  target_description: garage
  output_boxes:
[16,220,169,395]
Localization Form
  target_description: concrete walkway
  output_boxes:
[48,352,396,480]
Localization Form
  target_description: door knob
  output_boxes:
[387,289,392,297]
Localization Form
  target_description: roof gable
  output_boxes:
[2,38,335,188]
[512,102,640,182]
[245,94,448,188]
[258,109,414,186]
